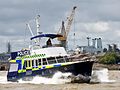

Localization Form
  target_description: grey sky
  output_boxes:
[0,0,120,52]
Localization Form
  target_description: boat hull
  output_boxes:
[7,61,94,83]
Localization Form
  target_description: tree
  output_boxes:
[99,52,120,64]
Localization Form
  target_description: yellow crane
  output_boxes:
[57,6,77,49]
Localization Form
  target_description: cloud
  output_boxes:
[84,21,109,33]
[115,30,120,37]
[0,0,120,52]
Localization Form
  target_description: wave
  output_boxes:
[91,68,115,83]
[18,72,72,84]
[0,68,116,84]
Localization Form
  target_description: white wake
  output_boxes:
[91,68,115,83]
[0,68,116,84]
[0,71,12,84]
[18,72,72,84]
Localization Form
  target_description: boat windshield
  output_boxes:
[30,36,61,48]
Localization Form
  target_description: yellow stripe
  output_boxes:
[46,65,54,69]
[26,67,32,69]
[18,70,22,73]
[32,68,39,71]
[30,60,32,68]
[10,60,16,63]
[23,69,26,72]
[22,59,24,67]
[38,66,42,68]
[61,63,68,66]
[18,69,26,73]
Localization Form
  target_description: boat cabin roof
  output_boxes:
[30,34,62,40]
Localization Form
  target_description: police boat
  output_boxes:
[7,33,94,83]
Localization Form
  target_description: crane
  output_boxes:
[57,6,77,49]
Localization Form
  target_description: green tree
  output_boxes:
[99,52,119,64]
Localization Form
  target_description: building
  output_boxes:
[7,42,11,54]
[107,44,119,52]
[76,38,103,54]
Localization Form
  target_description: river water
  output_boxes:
[0,68,120,90]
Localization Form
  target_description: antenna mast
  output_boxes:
[35,15,42,43]
[26,23,37,43]
[35,15,41,35]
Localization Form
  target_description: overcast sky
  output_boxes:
[0,0,120,52]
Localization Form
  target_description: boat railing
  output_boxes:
[47,59,57,64]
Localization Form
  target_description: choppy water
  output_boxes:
[18,72,72,84]
[0,68,120,90]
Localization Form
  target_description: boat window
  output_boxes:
[36,60,38,66]
[9,63,18,72]
[43,58,47,65]
[32,60,34,66]
[47,57,56,64]
[38,59,41,65]
[56,56,65,63]
[24,61,27,68]
[64,56,69,62]
[24,60,32,68]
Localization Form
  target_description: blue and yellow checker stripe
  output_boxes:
[11,62,78,74]
[9,54,82,74]
[23,54,46,59]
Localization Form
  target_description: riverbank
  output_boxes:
[0,62,9,71]
[93,63,120,70]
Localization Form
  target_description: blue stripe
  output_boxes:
[54,64,61,67]
[42,66,46,69]
[16,60,22,70]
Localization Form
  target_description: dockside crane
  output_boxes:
[57,6,77,49]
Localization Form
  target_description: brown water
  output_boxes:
[0,69,120,90]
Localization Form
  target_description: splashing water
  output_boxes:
[0,71,89,84]
[0,68,116,84]
[0,71,72,84]
[91,68,115,83]
[0,75,7,84]
[18,72,72,84]
[0,71,12,84]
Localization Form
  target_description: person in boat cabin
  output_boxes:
[46,38,52,46]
